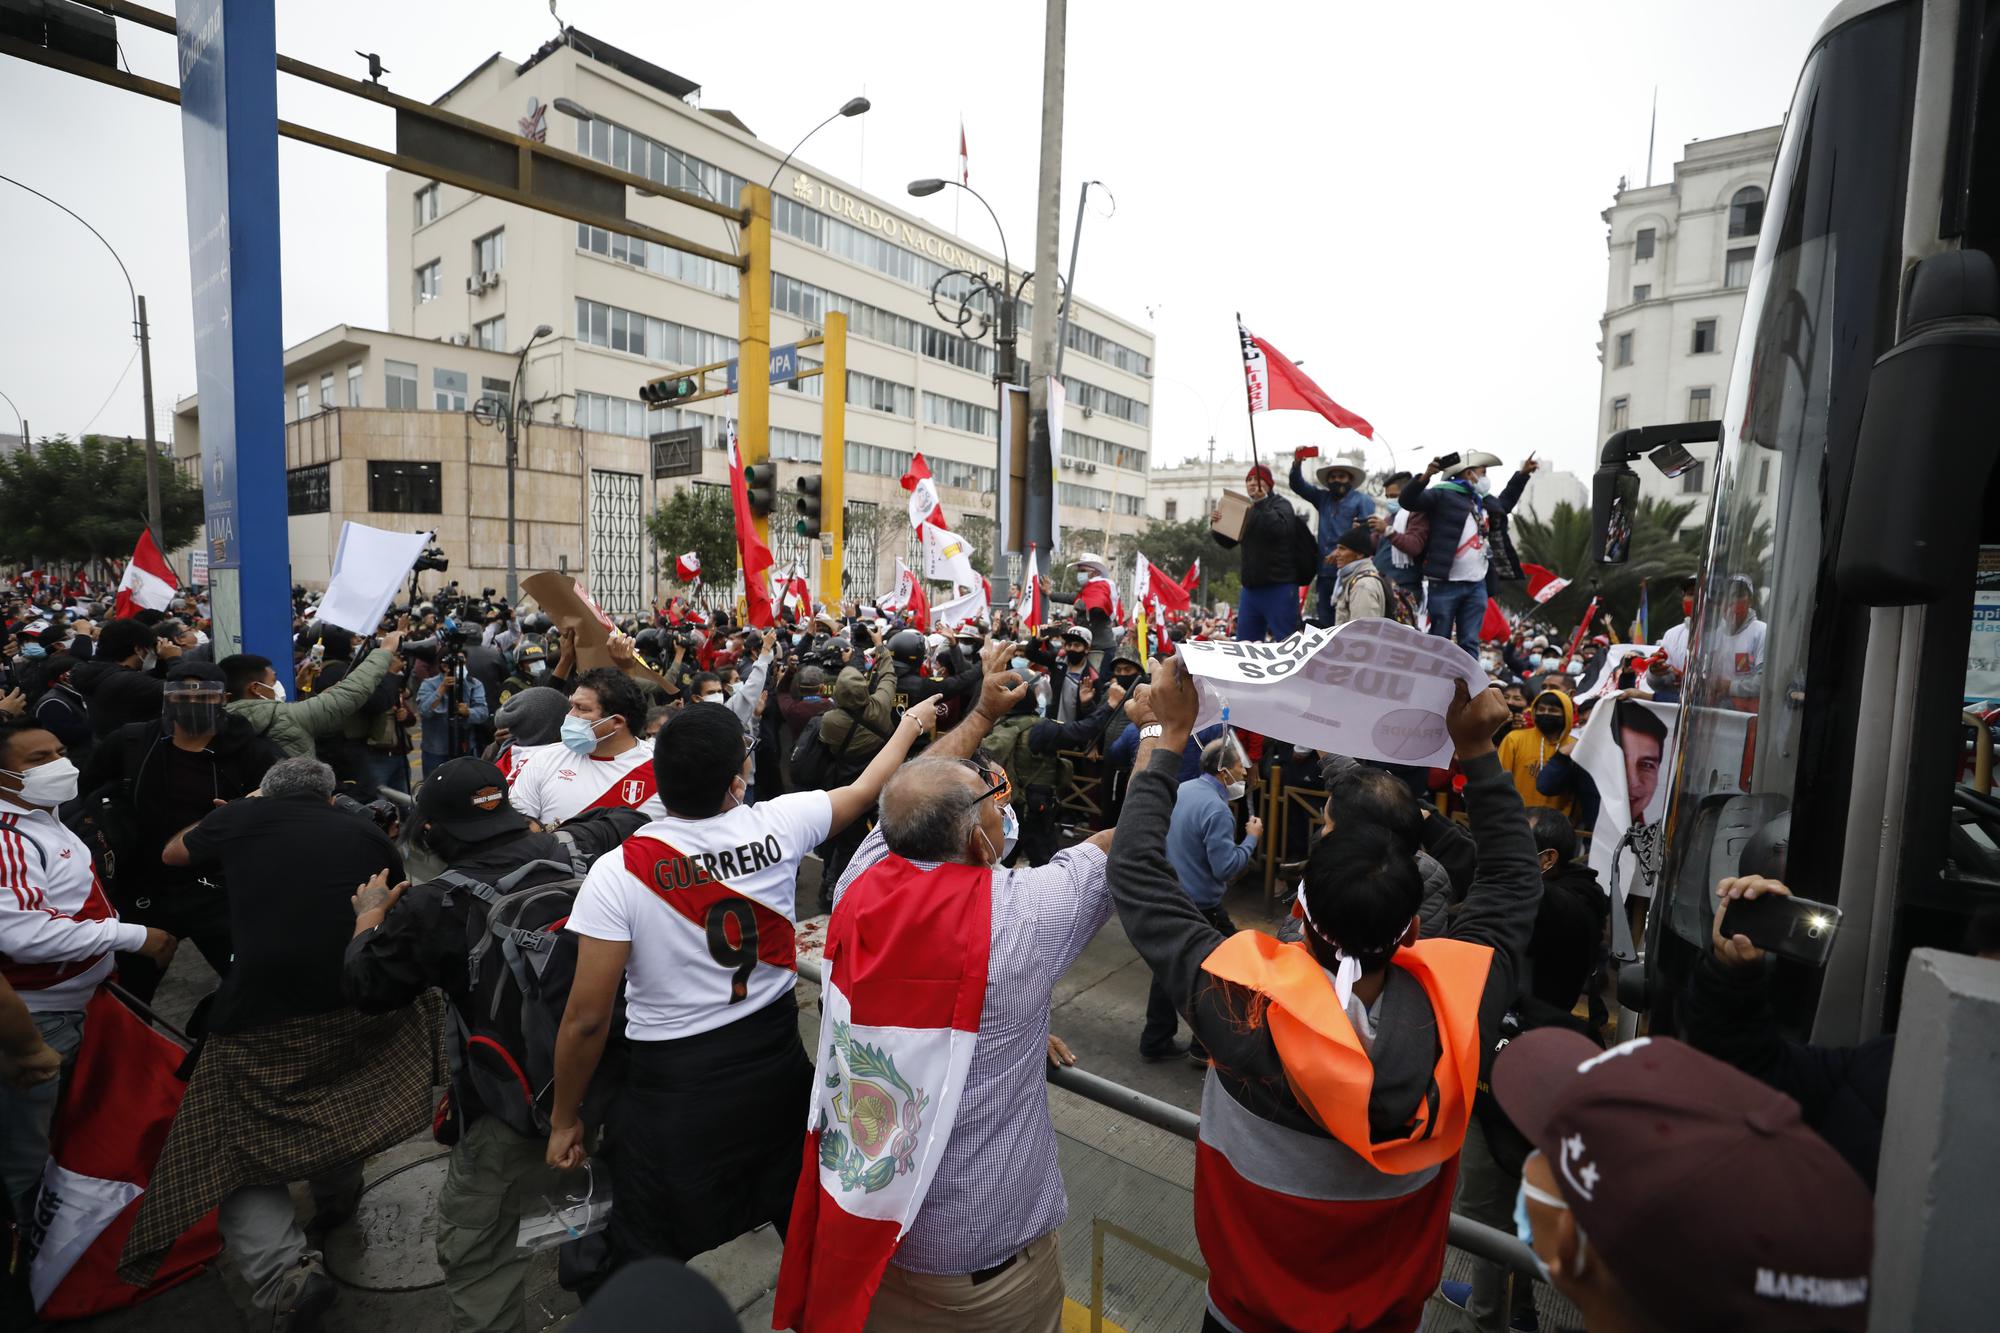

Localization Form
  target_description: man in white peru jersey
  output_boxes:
[509,669,665,825]
[550,691,947,1271]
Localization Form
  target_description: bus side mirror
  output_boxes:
[1835,250,2000,604]
[1591,421,1725,564]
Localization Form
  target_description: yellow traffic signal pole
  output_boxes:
[819,310,847,603]
[739,184,773,555]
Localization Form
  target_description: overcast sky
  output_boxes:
[0,0,1833,482]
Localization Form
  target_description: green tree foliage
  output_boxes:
[0,435,204,567]
[646,485,738,588]
[1505,498,1702,636]
[1109,517,1240,609]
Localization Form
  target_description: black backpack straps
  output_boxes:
[549,828,590,879]
[433,869,502,905]
[493,858,578,894]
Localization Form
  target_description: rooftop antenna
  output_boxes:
[1645,86,1658,187]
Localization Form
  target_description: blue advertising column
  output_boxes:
[176,0,291,665]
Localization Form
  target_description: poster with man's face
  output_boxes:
[1574,697,1679,902]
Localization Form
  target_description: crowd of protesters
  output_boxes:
[0,529,1941,1333]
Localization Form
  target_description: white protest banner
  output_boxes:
[934,583,986,627]
[1574,644,1657,707]
[1176,618,1488,768]
[315,523,431,636]
[921,523,982,591]
[1574,696,1679,903]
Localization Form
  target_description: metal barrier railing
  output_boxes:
[794,956,1543,1279]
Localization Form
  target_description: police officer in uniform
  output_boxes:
[885,629,981,715]
[979,667,1126,867]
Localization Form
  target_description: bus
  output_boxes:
[1592,0,2000,1045]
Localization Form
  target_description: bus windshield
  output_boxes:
[1662,2,1914,951]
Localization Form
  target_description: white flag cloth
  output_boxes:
[877,560,918,615]
[933,583,986,627]
[1044,377,1065,555]
[316,523,432,635]
[920,524,982,591]
[1175,618,1488,769]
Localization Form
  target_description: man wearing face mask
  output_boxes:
[548,691,947,1274]
[1713,573,1767,705]
[1497,688,1578,818]
[1142,736,1262,1062]
[70,617,181,740]
[1398,452,1537,655]
[776,664,1118,1332]
[510,668,664,826]
[1658,573,1700,678]
[1290,456,1377,627]
[217,632,401,760]
[0,719,176,1210]
[341,758,644,1333]
[1369,471,1426,605]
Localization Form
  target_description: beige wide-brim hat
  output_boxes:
[1073,553,1110,577]
[1316,463,1365,487]
[1439,451,1504,480]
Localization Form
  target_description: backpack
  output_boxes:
[980,712,1072,798]
[433,831,608,1140]
[1291,513,1322,585]
[790,710,878,790]
[1386,581,1422,627]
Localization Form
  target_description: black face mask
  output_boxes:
[1329,483,1350,496]
[1112,673,1139,690]
[1534,712,1565,737]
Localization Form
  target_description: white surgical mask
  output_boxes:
[1000,803,1019,860]
[270,677,287,702]
[560,715,608,755]
[2,756,80,808]
[1474,476,1493,497]
[1224,778,1247,802]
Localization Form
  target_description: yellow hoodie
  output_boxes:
[1496,689,1577,817]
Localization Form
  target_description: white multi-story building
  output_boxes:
[1595,127,1780,534]
[1144,451,1348,526]
[174,30,1154,610]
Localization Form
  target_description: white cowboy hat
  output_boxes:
[1316,462,1365,487]
[1439,451,1503,480]
[1072,552,1109,577]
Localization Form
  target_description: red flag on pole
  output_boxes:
[728,426,777,628]
[675,551,702,583]
[901,453,948,531]
[1520,563,1572,605]
[1479,597,1513,643]
[1238,320,1375,438]
[111,530,177,620]
[1180,559,1201,596]
[959,119,969,185]
[1015,545,1044,631]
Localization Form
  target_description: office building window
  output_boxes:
[473,228,505,275]
[1692,318,1718,354]
[1609,396,1629,433]
[481,376,512,417]
[347,362,363,407]
[414,182,439,226]
[1164,499,1178,521]
[575,390,665,439]
[931,456,996,491]
[575,298,736,367]
[318,372,334,406]
[1057,481,1113,510]
[1115,493,1146,517]
[385,360,418,409]
[433,368,468,412]
[770,428,823,463]
[847,371,914,417]
[1060,376,1150,427]
[473,316,507,351]
[368,461,442,514]
[576,223,741,298]
[295,383,309,421]
[1063,431,1148,472]
[1614,332,1633,368]
[1728,186,1765,238]
[1634,228,1655,260]
[287,464,330,515]
[1758,457,1772,495]
[1632,284,1650,303]
[415,260,440,304]
[1688,387,1712,421]
[1681,461,1707,494]
[1724,247,1755,288]
[846,440,914,479]
[922,391,997,437]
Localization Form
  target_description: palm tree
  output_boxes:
[1506,498,1702,639]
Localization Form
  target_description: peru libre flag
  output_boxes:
[1521,563,1572,605]
[1016,545,1044,630]
[1238,320,1375,439]
[111,530,176,620]
[29,988,220,1318]
[900,453,947,532]
[774,855,992,1333]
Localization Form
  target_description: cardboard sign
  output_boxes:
[522,571,615,671]
[1211,489,1253,541]
[1177,618,1489,768]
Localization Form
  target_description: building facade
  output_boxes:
[1595,127,1781,534]
[1143,451,1344,526]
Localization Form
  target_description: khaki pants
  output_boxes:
[865,1231,1063,1332]
[436,1115,560,1333]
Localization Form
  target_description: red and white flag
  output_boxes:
[1238,319,1375,439]
[1015,545,1044,631]
[29,987,221,1318]
[727,423,777,628]
[774,854,993,1333]
[1133,553,1192,616]
[959,119,969,186]
[675,551,702,583]
[877,560,929,631]
[111,530,176,620]
[1181,559,1201,596]
[900,453,948,532]
[1521,563,1572,605]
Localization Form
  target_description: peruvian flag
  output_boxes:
[1480,597,1514,643]
[29,987,221,1318]
[777,565,813,621]
[900,453,947,532]
[1150,598,1174,657]
[111,530,176,620]
[1016,545,1044,631]
[675,551,702,583]
[1238,319,1375,438]
[727,423,777,628]
[774,854,993,1333]
[877,560,928,631]
[959,118,969,185]
[1181,559,1201,596]
[1522,562,1572,605]
[1134,552,1192,615]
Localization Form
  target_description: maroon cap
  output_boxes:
[1493,1031,1873,1332]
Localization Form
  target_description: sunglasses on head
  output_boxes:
[953,755,1012,813]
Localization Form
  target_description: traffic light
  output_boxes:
[640,375,699,406]
[795,476,823,539]
[744,463,777,517]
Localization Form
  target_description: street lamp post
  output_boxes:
[505,324,555,603]
[769,97,871,190]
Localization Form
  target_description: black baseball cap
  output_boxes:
[416,758,528,840]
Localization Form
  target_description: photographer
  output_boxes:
[416,633,490,777]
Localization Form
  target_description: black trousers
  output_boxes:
[1140,904,1236,1056]
[107,879,233,1003]
[602,994,814,1271]
[1016,785,1061,869]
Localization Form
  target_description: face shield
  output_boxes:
[163,680,226,736]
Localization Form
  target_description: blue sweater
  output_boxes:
[1166,773,1259,909]
[1290,458,1376,572]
